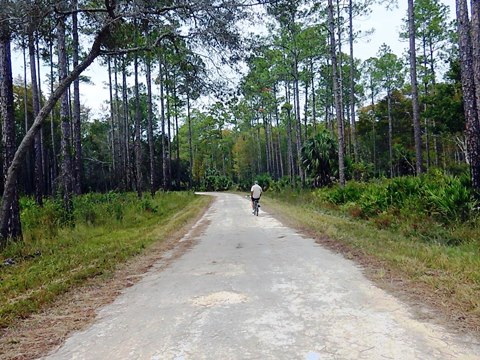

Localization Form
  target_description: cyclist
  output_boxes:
[250,180,263,214]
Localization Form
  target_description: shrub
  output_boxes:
[424,177,477,223]
[255,174,272,191]
[324,181,365,204]
[270,176,293,192]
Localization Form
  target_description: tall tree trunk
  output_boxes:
[273,84,284,179]
[262,111,271,174]
[122,56,130,190]
[387,90,393,177]
[133,53,142,198]
[408,0,424,175]
[187,90,193,188]
[328,0,346,187]
[285,84,294,183]
[173,82,181,189]
[165,70,172,186]
[349,0,359,162]
[0,21,22,244]
[108,57,116,184]
[457,0,480,190]
[49,41,57,195]
[72,0,82,194]
[58,11,74,221]
[36,38,47,198]
[146,58,156,196]
[429,39,440,167]
[159,59,168,190]
[422,35,430,172]
[22,46,32,194]
[304,80,308,140]
[114,56,122,187]
[29,34,43,205]
[293,55,304,183]
[310,60,317,133]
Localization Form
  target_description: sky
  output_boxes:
[10,0,457,118]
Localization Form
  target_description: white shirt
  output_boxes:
[251,184,262,198]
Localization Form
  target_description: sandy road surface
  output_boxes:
[43,192,480,359]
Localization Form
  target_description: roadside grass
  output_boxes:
[0,192,211,329]
[263,190,480,329]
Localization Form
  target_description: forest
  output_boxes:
[0,0,480,247]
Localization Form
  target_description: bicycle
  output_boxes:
[253,199,260,216]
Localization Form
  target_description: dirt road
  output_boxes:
[43,193,480,359]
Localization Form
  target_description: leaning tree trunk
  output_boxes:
[58,12,74,221]
[408,0,424,175]
[457,0,480,190]
[328,0,346,187]
[0,21,22,244]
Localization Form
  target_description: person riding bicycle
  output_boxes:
[250,180,263,213]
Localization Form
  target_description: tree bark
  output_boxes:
[457,0,480,190]
[146,58,156,196]
[58,11,74,220]
[108,56,116,182]
[328,0,346,187]
[72,0,82,195]
[349,0,359,162]
[408,0,424,175]
[0,20,22,244]
[29,34,44,205]
[187,90,193,187]
[133,52,142,198]
[49,41,57,195]
[387,89,393,177]
[122,56,131,190]
[159,59,168,190]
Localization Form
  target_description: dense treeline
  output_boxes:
[1,0,480,246]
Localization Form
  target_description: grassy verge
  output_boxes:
[263,191,480,332]
[0,192,211,329]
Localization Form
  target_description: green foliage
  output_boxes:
[301,130,338,187]
[270,176,303,192]
[202,168,233,191]
[320,181,366,205]
[21,197,64,239]
[423,171,477,223]
[255,173,272,191]
[314,171,478,238]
